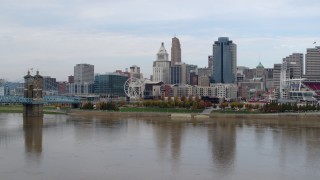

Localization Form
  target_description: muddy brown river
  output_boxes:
[0,113,320,180]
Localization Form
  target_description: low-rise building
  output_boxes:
[94,73,128,98]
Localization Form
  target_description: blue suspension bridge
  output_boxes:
[1,71,81,117]
[0,95,81,104]
[0,71,81,105]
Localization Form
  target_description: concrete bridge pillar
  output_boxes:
[23,70,43,117]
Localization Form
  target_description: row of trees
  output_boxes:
[81,98,320,113]
[219,102,320,113]
[261,103,320,113]
[219,102,260,110]
[135,99,211,110]
[81,102,119,111]
[80,96,208,111]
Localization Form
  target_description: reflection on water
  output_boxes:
[1,114,320,180]
[23,116,43,155]
[151,120,185,170]
[208,120,236,175]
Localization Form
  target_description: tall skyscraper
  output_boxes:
[153,42,171,84]
[212,37,237,83]
[171,37,181,66]
[305,46,320,81]
[170,63,186,85]
[74,64,94,84]
[282,53,303,79]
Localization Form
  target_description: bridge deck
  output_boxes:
[0,96,81,104]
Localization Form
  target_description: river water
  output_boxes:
[0,113,320,180]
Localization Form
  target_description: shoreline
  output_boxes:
[66,109,320,120]
[1,109,319,120]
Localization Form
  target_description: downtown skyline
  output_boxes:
[1,0,320,81]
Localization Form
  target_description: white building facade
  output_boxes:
[153,43,171,84]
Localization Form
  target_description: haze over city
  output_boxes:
[1,0,319,81]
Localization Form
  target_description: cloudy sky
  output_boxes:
[0,0,319,81]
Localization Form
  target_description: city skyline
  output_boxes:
[1,0,320,81]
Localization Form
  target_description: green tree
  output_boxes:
[100,102,107,110]
[82,102,94,110]
[197,101,205,109]
[219,102,228,109]
[185,100,191,109]
[237,103,244,109]
[230,102,237,109]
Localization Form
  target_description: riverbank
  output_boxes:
[67,109,320,120]
[1,105,319,120]
[0,105,68,115]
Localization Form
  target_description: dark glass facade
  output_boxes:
[94,74,128,97]
[171,65,181,84]
[212,37,236,83]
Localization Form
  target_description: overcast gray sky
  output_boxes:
[0,0,319,81]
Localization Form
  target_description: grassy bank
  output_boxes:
[0,105,23,113]
[213,109,261,114]
[0,105,70,114]
[120,107,203,113]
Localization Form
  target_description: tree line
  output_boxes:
[80,97,320,113]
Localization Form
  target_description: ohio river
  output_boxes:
[0,113,320,180]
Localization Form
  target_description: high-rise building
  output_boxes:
[74,64,94,84]
[129,65,143,79]
[208,55,214,69]
[212,37,237,83]
[0,86,4,96]
[170,63,187,85]
[264,68,274,90]
[273,63,282,89]
[198,68,213,78]
[198,76,210,87]
[153,42,171,84]
[68,75,74,83]
[43,76,58,95]
[171,37,181,66]
[67,83,94,95]
[68,64,94,95]
[236,66,249,82]
[283,53,303,79]
[189,71,198,86]
[57,82,67,95]
[171,64,181,84]
[305,46,320,81]
[186,64,198,85]
[130,65,140,74]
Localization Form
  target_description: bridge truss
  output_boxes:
[0,95,81,104]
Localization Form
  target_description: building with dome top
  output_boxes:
[152,42,171,84]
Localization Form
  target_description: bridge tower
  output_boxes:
[23,70,44,117]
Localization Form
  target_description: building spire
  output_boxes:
[156,42,169,61]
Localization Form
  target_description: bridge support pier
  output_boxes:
[23,104,43,117]
[23,70,44,117]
